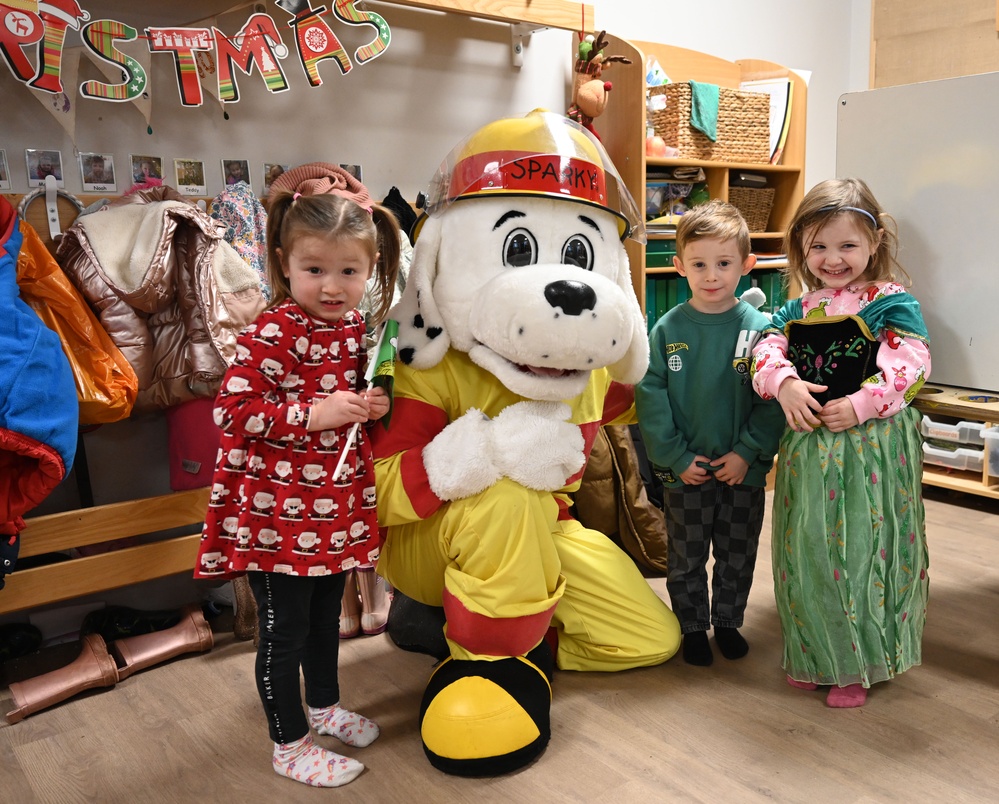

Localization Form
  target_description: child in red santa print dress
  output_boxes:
[195,169,401,788]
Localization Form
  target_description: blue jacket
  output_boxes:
[0,196,78,586]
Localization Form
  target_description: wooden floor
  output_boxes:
[1,487,998,803]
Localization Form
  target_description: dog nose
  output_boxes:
[544,280,596,316]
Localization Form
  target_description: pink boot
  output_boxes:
[786,675,818,691]
[339,570,361,639]
[826,683,867,708]
[356,567,391,636]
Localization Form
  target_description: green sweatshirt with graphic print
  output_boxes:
[635,300,785,488]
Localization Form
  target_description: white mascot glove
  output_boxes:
[423,402,585,501]
[491,402,585,491]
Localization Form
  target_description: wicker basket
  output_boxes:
[649,83,770,164]
[729,187,776,233]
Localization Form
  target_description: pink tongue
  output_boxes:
[525,365,567,377]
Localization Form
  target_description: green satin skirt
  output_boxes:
[771,405,928,688]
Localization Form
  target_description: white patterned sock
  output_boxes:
[308,703,380,747]
[272,734,363,787]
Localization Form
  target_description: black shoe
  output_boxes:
[0,622,43,663]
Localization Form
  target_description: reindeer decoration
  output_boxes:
[567,30,632,138]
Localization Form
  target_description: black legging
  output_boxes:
[247,570,347,744]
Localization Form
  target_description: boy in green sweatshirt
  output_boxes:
[636,200,784,666]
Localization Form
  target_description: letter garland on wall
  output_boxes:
[0,0,392,137]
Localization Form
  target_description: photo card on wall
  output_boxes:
[130,154,164,187]
[80,152,117,193]
[0,149,9,190]
[262,162,289,196]
[25,149,64,189]
[339,163,362,181]
[175,158,206,196]
[222,158,250,188]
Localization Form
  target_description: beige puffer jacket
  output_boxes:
[56,186,265,412]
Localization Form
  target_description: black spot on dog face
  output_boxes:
[427,327,442,340]
[400,347,415,364]
[413,314,424,329]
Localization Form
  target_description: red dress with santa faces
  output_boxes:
[195,299,380,579]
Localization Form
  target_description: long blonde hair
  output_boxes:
[783,177,909,292]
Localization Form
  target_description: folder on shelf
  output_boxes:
[739,77,793,164]
[646,278,657,330]
[655,278,670,321]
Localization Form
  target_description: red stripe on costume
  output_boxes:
[372,396,447,458]
[401,448,442,519]
[563,419,601,487]
[443,587,557,657]
[371,396,448,519]
[602,381,635,424]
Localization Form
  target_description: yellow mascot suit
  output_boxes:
[372,111,680,776]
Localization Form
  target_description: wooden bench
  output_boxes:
[0,488,209,616]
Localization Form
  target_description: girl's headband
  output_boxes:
[269,161,373,211]
[818,204,879,228]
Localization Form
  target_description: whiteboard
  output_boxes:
[837,74,999,392]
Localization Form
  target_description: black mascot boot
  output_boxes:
[419,640,554,776]
[386,589,449,661]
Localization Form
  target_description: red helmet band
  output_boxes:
[448,151,608,207]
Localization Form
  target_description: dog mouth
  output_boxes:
[516,363,582,379]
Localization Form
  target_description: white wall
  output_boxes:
[0,0,871,203]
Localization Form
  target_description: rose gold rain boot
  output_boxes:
[109,603,213,680]
[339,569,361,639]
[6,633,119,723]
[357,567,391,636]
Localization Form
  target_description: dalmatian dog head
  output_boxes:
[392,111,648,401]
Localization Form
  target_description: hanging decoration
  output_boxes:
[80,19,153,129]
[0,0,394,110]
[27,41,78,141]
[276,0,352,86]
[214,12,289,101]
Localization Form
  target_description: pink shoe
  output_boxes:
[826,683,867,708]
[786,675,818,691]
[356,567,391,636]
[339,570,361,639]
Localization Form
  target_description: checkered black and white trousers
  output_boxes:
[660,479,765,634]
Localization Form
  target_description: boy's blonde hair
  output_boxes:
[675,199,751,261]
[784,177,909,291]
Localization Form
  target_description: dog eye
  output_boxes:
[561,235,593,270]
[503,228,537,267]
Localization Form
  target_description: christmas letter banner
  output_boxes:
[0,0,392,107]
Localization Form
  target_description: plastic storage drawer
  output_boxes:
[920,414,986,446]
[922,442,985,473]
[984,426,999,477]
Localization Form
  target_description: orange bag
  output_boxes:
[15,218,138,424]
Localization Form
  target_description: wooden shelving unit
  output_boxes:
[592,37,807,312]
[913,384,999,500]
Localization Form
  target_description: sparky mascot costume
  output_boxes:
[372,111,681,776]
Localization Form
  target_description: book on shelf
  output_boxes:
[754,251,787,265]
[730,171,768,188]
[739,77,793,165]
